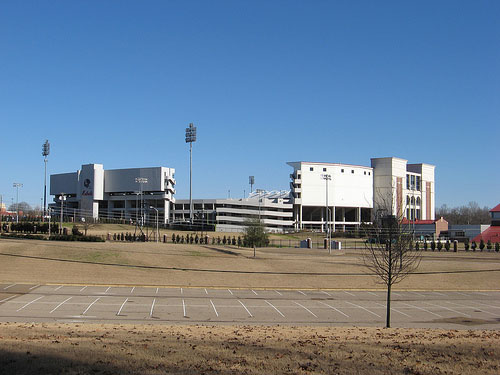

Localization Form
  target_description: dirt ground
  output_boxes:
[0,238,499,290]
[0,323,499,375]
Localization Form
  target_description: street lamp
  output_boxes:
[59,193,66,233]
[13,182,23,223]
[150,206,159,243]
[42,140,50,220]
[135,177,148,228]
[185,123,197,224]
[321,174,331,254]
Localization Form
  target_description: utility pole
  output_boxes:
[13,182,23,223]
[42,140,50,220]
[185,123,197,225]
[321,174,331,254]
[59,193,66,233]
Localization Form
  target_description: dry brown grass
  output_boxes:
[1,237,500,290]
[0,323,499,374]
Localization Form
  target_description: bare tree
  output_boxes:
[363,193,422,328]
[80,216,97,236]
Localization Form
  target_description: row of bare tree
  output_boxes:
[436,201,491,224]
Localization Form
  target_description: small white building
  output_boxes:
[50,164,176,223]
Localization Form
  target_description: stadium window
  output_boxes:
[341,169,344,173]
[351,170,354,174]
[323,168,327,172]
[310,167,314,171]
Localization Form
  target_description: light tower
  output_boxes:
[13,182,23,223]
[42,140,50,220]
[185,123,197,224]
[249,176,254,194]
[321,173,332,253]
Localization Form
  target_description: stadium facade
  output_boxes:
[50,156,434,233]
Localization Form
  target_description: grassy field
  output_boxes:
[0,236,499,290]
[0,323,499,374]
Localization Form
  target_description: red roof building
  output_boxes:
[472,204,500,243]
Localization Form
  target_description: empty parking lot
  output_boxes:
[1,283,499,329]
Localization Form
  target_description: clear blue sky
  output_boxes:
[1,0,498,209]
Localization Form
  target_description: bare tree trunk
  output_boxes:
[386,281,391,328]
[386,241,392,328]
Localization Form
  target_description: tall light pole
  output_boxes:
[321,174,331,254]
[150,206,159,243]
[13,182,23,223]
[59,193,66,233]
[135,178,148,229]
[42,140,50,220]
[249,176,254,194]
[185,123,197,225]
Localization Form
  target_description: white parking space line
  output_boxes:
[474,292,490,296]
[374,302,411,318]
[321,291,331,297]
[294,301,317,318]
[392,292,401,297]
[366,292,378,297]
[411,291,426,297]
[182,299,186,317]
[432,291,446,296]
[424,301,471,317]
[17,296,44,312]
[274,290,282,296]
[54,285,64,291]
[156,288,159,295]
[80,286,88,292]
[343,291,355,297]
[0,294,19,303]
[150,298,156,317]
[345,301,381,318]
[29,284,41,290]
[204,288,208,295]
[297,290,307,296]
[50,297,72,314]
[210,300,219,317]
[104,287,111,294]
[228,289,233,295]
[445,301,497,316]
[399,302,442,318]
[130,286,135,294]
[116,298,129,316]
[82,297,101,315]
[238,300,253,317]
[180,288,183,295]
[252,290,258,296]
[455,291,470,297]
[3,284,17,290]
[474,301,500,310]
[265,300,285,317]
[318,301,349,318]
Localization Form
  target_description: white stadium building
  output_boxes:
[50,156,434,233]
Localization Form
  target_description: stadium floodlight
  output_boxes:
[59,193,66,233]
[249,176,254,193]
[42,140,50,220]
[150,206,159,243]
[13,182,23,223]
[185,123,197,224]
[321,174,332,253]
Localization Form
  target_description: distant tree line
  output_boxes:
[435,201,491,225]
